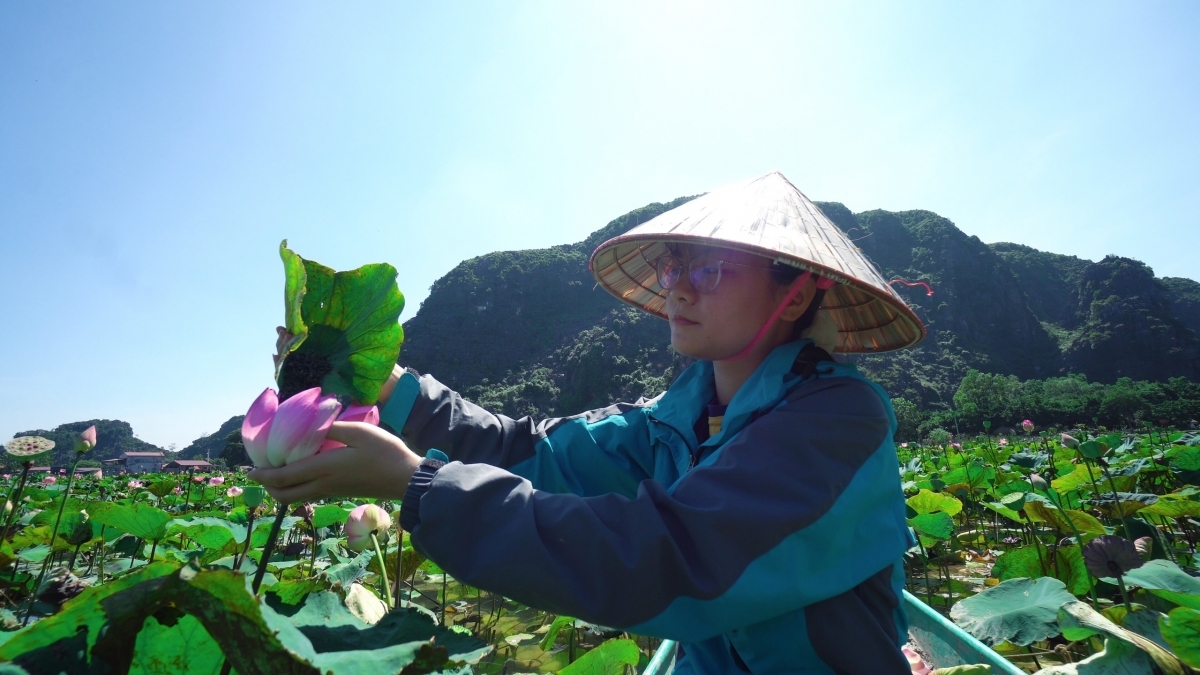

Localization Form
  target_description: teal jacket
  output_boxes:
[385,340,913,674]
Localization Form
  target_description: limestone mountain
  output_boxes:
[400,196,1200,420]
[4,419,165,467]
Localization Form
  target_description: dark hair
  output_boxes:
[770,262,826,339]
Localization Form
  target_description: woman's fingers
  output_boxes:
[325,421,401,450]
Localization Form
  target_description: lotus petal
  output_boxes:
[319,404,381,452]
[267,387,341,467]
[242,388,279,468]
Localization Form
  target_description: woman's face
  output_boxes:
[662,246,813,361]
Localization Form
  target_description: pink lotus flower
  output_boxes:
[242,387,378,468]
[43,476,56,485]
[193,475,205,483]
[75,425,97,453]
[319,404,380,452]
[998,438,1009,447]
[129,480,144,489]
[952,443,962,450]
[1022,419,1034,433]
[226,486,243,498]
[173,486,183,495]
[900,442,908,448]
[2,474,10,480]
[208,476,225,486]
[345,503,391,552]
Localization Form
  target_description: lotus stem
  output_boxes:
[371,532,394,608]
[252,504,288,595]
[1115,573,1133,614]
[235,509,256,572]
[0,462,33,543]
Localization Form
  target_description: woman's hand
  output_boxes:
[248,421,422,504]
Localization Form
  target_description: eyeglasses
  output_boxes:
[654,255,774,294]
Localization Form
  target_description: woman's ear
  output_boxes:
[777,276,817,322]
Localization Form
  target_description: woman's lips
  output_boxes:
[670,316,699,326]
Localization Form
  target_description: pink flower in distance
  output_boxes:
[2,474,10,480]
[900,442,908,448]
[43,476,56,485]
[173,486,182,495]
[319,404,381,452]
[242,387,343,469]
[1022,419,1035,433]
[129,480,144,489]
[208,476,225,486]
[345,503,392,552]
[226,486,243,498]
[998,438,1009,447]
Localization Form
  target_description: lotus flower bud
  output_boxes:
[2,500,11,520]
[1134,536,1154,561]
[901,646,930,675]
[1022,420,1034,433]
[242,387,343,469]
[43,476,56,485]
[75,426,97,454]
[1062,433,1079,449]
[1029,473,1048,491]
[345,504,392,552]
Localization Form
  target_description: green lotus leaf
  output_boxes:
[992,545,1092,596]
[1141,493,1200,519]
[1160,606,1200,668]
[1034,637,1155,674]
[129,614,224,675]
[906,489,963,516]
[1057,601,1186,675]
[312,504,352,529]
[559,638,640,675]
[276,242,405,406]
[1103,560,1200,611]
[90,503,173,542]
[950,577,1076,646]
[908,512,955,541]
[1052,464,1101,494]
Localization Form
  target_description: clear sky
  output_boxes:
[2,2,1197,449]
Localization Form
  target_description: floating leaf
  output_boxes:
[950,577,1076,646]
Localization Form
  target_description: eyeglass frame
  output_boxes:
[653,254,779,295]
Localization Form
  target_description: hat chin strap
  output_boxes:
[722,272,836,362]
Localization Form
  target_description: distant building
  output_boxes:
[73,467,103,479]
[164,460,213,474]
[120,452,165,474]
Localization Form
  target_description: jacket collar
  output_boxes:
[648,339,812,445]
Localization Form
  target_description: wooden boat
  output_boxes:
[642,591,1025,675]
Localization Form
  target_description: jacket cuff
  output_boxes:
[401,449,449,532]
[380,369,422,436]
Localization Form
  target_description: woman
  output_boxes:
[251,171,927,674]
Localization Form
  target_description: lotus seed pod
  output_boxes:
[242,486,265,509]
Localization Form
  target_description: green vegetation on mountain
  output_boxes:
[399,194,1200,437]
[177,415,244,461]
[2,419,165,468]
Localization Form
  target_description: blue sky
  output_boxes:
[2,2,1197,449]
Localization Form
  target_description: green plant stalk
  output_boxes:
[252,504,289,595]
[148,538,158,564]
[1115,573,1133,614]
[23,456,83,625]
[0,461,33,543]
[235,508,257,572]
[306,516,317,575]
[370,532,394,608]
[182,469,194,514]
[1097,465,1135,541]
[1037,487,1099,608]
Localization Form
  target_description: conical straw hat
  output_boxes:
[589,171,926,353]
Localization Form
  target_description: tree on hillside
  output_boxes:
[219,430,249,468]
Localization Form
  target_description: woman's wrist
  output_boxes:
[376,364,406,406]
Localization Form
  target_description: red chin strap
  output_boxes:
[722,272,837,362]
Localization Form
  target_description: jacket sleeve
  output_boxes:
[401,377,912,642]
[382,369,657,498]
